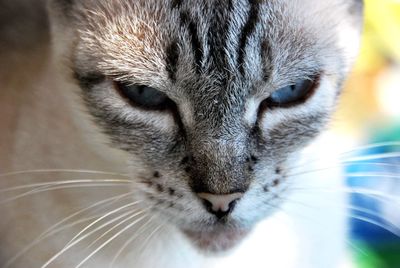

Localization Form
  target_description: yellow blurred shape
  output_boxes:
[355,0,400,72]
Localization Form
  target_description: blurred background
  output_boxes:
[334,0,400,267]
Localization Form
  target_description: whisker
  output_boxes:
[74,214,149,268]
[346,172,400,179]
[346,241,370,257]
[290,186,400,203]
[109,216,155,268]
[38,192,134,240]
[282,195,400,238]
[65,201,141,247]
[0,183,130,204]
[336,152,400,164]
[41,209,146,268]
[337,141,400,157]
[284,194,399,229]
[0,179,132,193]
[137,222,164,254]
[286,162,400,179]
[0,169,130,178]
[85,210,147,249]
[69,210,143,248]
[349,215,400,237]
[278,196,371,257]
[3,192,134,267]
[3,216,98,268]
[288,187,400,237]
[278,196,370,260]
[288,147,400,173]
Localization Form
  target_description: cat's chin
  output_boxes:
[182,228,250,254]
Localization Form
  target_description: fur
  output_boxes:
[0,0,363,267]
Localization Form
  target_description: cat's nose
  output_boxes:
[197,192,243,219]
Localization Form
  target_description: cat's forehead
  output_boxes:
[73,0,354,93]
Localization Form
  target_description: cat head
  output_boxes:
[48,0,363,253]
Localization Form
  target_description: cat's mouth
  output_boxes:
[182,227,250,253]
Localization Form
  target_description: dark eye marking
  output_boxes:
[258,75,320,115]
[115,82,176,111]
[74,72,105,90]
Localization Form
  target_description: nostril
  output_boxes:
[197,193,243,218]
[201,199,214,212]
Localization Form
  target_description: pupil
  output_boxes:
[138,86,145,95]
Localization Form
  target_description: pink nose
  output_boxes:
[197,192,243,217]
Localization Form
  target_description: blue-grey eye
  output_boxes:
[116,82,174,110]
[266,78,318,108]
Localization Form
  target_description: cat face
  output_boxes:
[49,0,363,253]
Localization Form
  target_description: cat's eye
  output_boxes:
[115,82,174,110]
[264,77,319,108]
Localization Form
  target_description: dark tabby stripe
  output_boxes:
[260,39,272,81]
[238,0,262,76]
[179,11,203,74]
[165,41,180,81]
[207,0,233,78]
[171,0,183,9]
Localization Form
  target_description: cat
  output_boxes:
[0,0,364,267]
